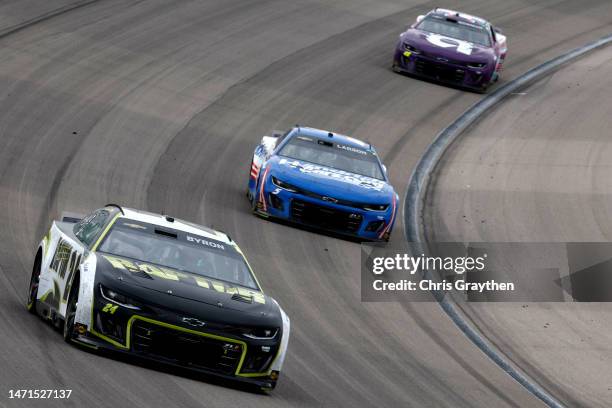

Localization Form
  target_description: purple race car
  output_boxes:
[392,8,507,92]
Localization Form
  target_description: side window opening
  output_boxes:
[278,129,290,144]
[273,129,293,152]
[74,209,111,247]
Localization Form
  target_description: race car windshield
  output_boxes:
[98,220,259,290]
[417,17,491,46]
[278,136,385,180]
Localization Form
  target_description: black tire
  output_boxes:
[476,84,489,94]
[249,182,259,213]
[258,384,275,395]
[247,160,256,205]
[63,276,79,343]
[27,252,41,314]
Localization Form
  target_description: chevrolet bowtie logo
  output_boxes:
[322,196,338,203]
[182,317,206,327]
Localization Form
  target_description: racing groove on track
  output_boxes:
[2,1,612,407]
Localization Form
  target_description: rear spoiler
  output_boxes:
[60,211,85,224]
[60,204,124,224]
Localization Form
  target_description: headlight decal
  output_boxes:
[403,43,421,54]
[242,327,279,340]
[362,204,389,211]
[271,176,298,192]
[99,284,141,310]
[467,62,487,69]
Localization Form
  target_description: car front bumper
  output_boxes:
[393,47,493,91]
[72,290,282,391]
[255,185,395,242]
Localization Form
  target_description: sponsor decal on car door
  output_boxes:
[47,236,83,316]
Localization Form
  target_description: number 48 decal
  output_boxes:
[426,33,474,55]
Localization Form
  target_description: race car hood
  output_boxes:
[402,29,495,63]
[95,254,280,324]
[269,156,395,204]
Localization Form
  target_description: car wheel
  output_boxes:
[249,185,260,213]
[258,385,275,394]
[27,253,41,314]
[247,160,258,205]
[63,277,79,343]
[476,83,489,94]
[249,191,258,212]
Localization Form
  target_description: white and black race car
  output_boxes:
[27,204,290,392]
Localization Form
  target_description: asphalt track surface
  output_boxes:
[426,45,612,408]
[1,1,612,407]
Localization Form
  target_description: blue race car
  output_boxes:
[247,126,398,242]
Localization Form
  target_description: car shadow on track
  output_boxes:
[391,67,495,94]
[79,345,269,395]
[251,210,372,245]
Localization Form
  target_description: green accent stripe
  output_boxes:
[89,314,250,376]
[39,289,53,303]
[91,212,121,251]
[42,233,50,257]
[236,340,283,378]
